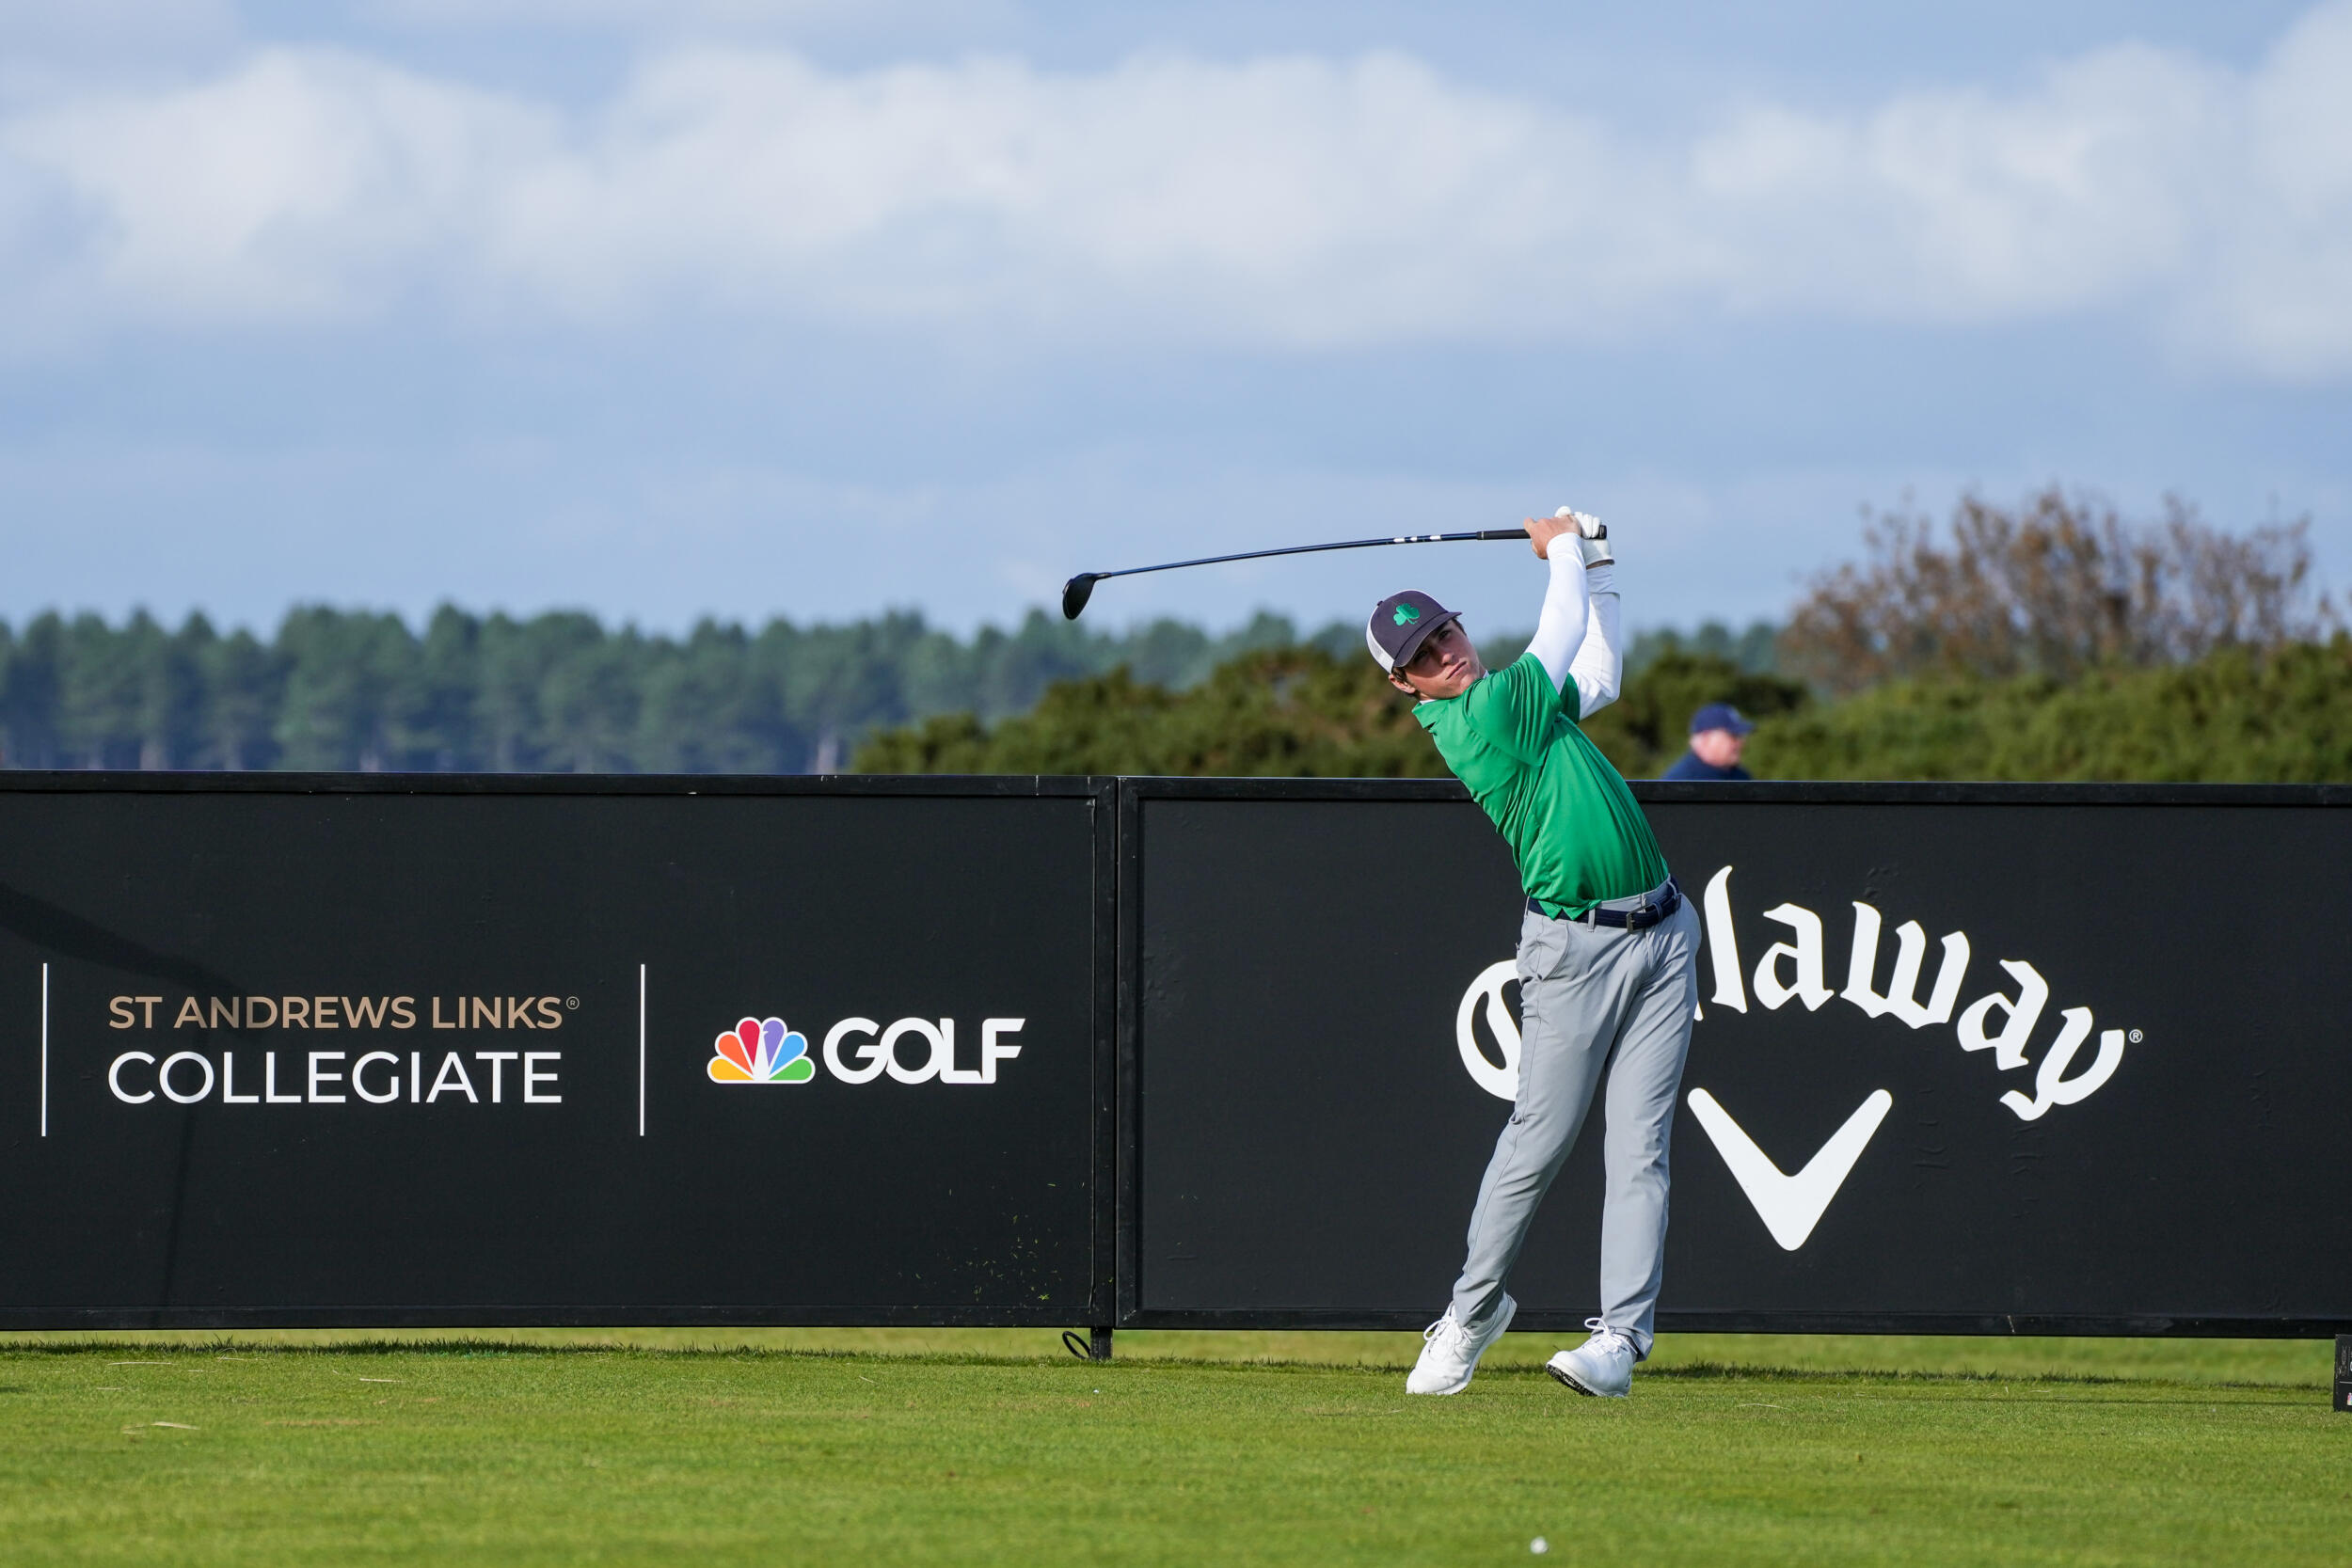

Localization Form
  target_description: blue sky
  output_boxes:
[1,0,2345,640]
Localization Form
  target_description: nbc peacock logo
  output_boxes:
[707,1017,816,1085]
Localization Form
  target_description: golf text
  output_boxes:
[708,1014,1026,1086]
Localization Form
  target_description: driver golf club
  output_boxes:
[1062,530,1529,620]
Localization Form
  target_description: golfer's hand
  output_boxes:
[1525,512,1579,560]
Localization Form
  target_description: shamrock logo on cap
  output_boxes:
[1392,603,1422,626]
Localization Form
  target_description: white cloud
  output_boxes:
[6,51,553,320]
[1,2,2348,374]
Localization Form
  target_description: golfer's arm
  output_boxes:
[1567,564,1621,718]
[1524,547,1590,696]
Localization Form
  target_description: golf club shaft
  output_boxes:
[1092,530,1527,585]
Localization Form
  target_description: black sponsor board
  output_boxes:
[9,771,2345,1337]
[0,774,1112,1328]
[1120,778,2352,1336]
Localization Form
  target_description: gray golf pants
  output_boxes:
[1451,891,1700,1358]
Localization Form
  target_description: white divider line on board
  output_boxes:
[638,964,647,1137]
[40,962,48,1137]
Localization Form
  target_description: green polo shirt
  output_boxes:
[1415,652,1668,918]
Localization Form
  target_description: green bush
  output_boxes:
[860,636,2352,784]
[1747,638,2352,782]
[1579,652,1810,779]
[856,649,1447,777]
[855,647,1807,779]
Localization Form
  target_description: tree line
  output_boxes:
[0,605,1321,773]
[0,597,1772,777]
[9,487,2319,782]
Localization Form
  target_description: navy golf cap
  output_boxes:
[1690,702,1756,736]
[1366,591,1462,673]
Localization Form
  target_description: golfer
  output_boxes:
[1366,508,1699,1400]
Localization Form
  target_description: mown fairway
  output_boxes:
[0,1333,2342,1565]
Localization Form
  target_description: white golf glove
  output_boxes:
[1553,506,1614,568]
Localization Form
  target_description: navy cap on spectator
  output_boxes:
[1689,703,1756,736]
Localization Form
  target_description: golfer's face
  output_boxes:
[1401,621,1480,698]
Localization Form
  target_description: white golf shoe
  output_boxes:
[1405,1295,1517,1396]
[1546,1319,1637,1399]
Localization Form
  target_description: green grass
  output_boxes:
[0,1331,2343,1565]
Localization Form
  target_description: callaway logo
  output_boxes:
[1455,864,2139,1251]
[1392,604,1422,626]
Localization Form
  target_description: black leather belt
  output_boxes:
[1529,876,1681,930]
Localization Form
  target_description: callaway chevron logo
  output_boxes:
[1683,1088,1892,1250]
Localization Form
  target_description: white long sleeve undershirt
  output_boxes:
[1524,550,1621,719]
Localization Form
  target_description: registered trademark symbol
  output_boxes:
[565,997,580,1010]
[2128,1029,2142,1043]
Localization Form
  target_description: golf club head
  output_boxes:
[1060,573,1099,620]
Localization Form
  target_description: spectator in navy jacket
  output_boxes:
[1661,703,1755,781]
